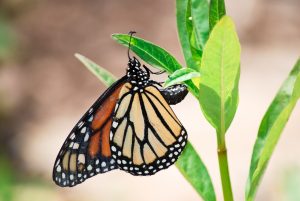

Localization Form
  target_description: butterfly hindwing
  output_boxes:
[110,83,188,175]
[53,77,126,187]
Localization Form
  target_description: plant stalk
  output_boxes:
[217,135,234,201]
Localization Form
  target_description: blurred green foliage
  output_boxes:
[0,19,17,63]
[282,167,300,201]
[0,156,13,201]
[0,155,62,201]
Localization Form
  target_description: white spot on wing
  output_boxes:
[87,165,92,171]
[112,122,118,128]
[70,133,75,140]
[70,175,74,180]
[88,115,93,122]
[84,134,89,142]
[56,165,61,172]
[73,143,79,149]
[78,154,85,164]
[78,121,84,128]
[55,159,60,167]
[111,146,116,152]
[81,127,87,134]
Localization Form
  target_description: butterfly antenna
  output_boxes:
[128,31,136,60]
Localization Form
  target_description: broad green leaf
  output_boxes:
[164,68,200,88]
[76,54,215,201]
[176,142,216,201]
[112,34,181,73]
[246,58,300,201]
[209,0,226,30]
[176,0,209,70]
[75,53,116,86]
[199,16,241,134]
[112,34,199,97]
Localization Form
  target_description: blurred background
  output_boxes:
[0,0,299,201]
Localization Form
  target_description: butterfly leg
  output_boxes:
[143,65,166,75]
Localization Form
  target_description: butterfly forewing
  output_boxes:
[53,77,126,187]
[110,83,188,175]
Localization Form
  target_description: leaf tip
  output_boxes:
[74,53,82,59]
[111,33,118,40]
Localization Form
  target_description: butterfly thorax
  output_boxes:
[126,57,150,91]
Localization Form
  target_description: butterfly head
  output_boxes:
[126,57,149,88]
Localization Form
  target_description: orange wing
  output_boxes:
[53,77,126,187]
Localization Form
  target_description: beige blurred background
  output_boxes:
[0,0,300,201]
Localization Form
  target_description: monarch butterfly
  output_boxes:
[53,32,189,187]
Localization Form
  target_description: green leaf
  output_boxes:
[246,58,300,201]
[199,16,241,134]
[209,0,226,30]
[176,142,216,201]
[75,53,117,86]
[164,68,200,88]
[112,34,182,73]
[191,0,210,54]
[112,34,199,98]
[176,0,209,70]
[76,54,215,201]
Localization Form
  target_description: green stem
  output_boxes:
[217,135,234,201]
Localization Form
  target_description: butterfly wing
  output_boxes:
[53,77,127,187]
[110,83,188,175]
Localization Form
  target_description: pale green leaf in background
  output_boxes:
[75,53,117,86]
[246,59,300,201]
[199,16,241,135]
